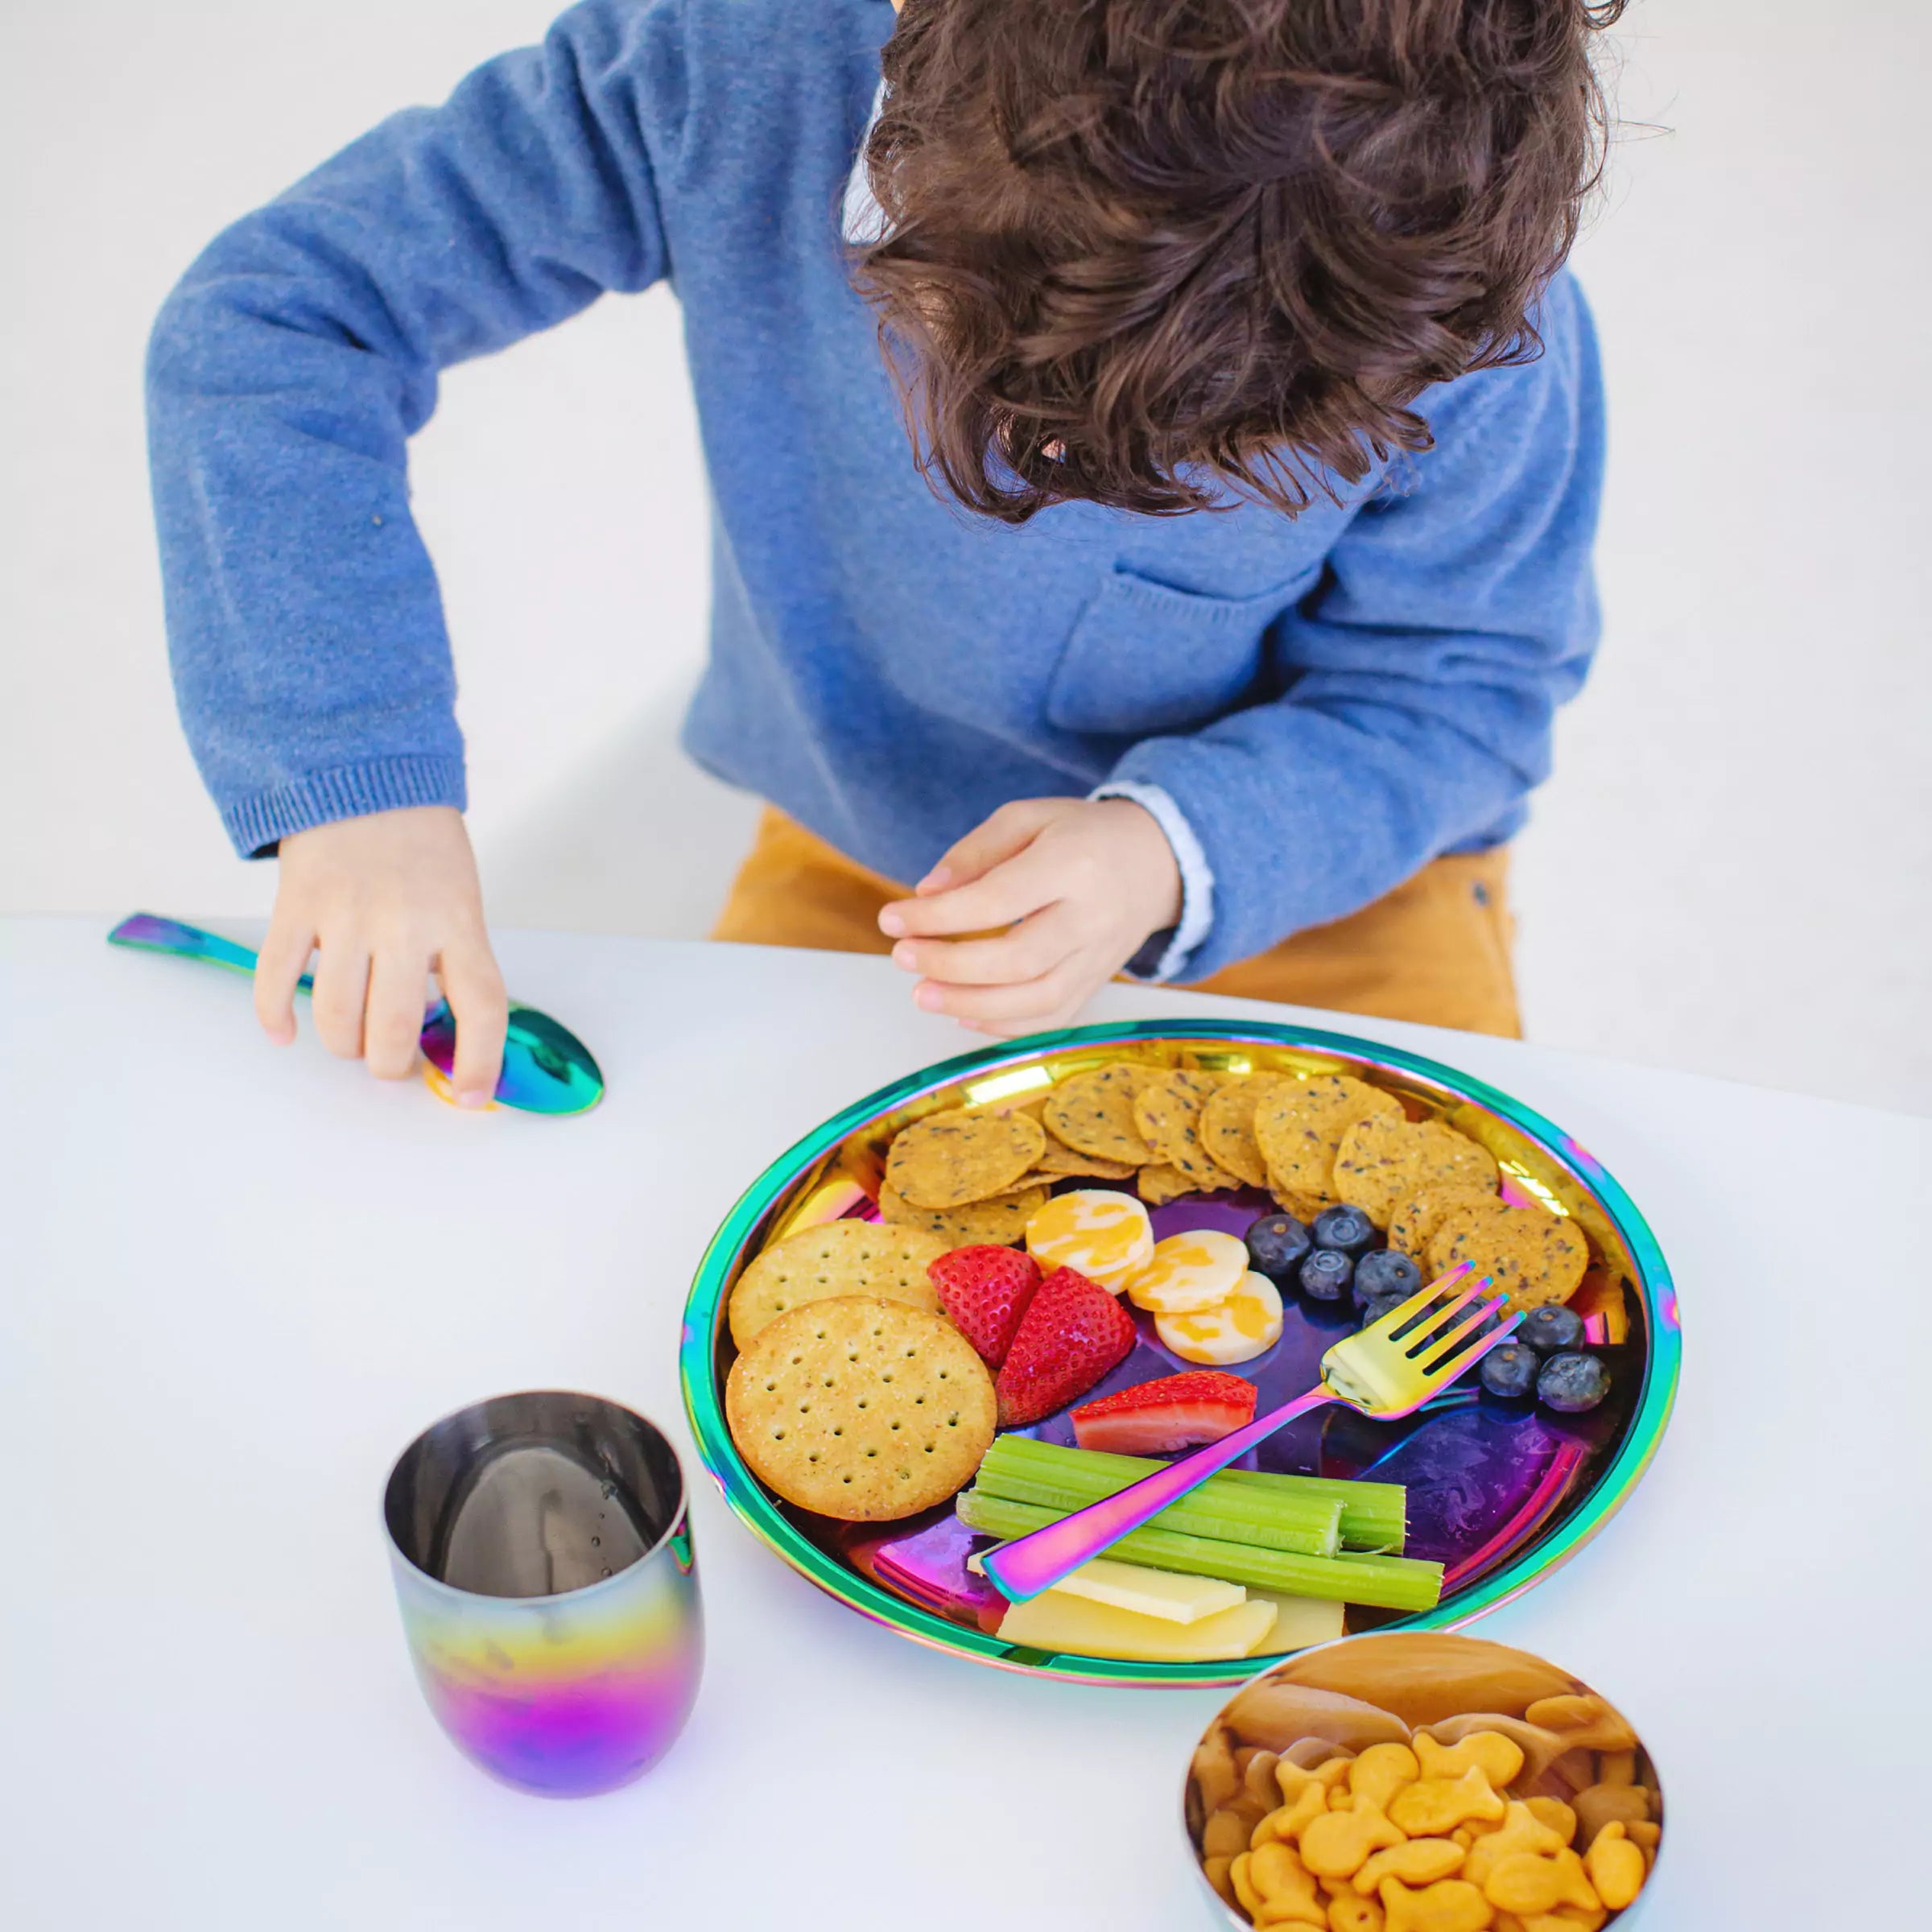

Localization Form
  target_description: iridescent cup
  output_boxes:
[383,1392,704,1798]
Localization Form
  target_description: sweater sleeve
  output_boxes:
[1104,275,1606,980]
[147,0,679,855]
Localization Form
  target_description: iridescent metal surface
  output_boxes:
[680,1021,1682,1687]
[382,1391,703,1797]
[108,913,605,1115]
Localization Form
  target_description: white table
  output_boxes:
[2,917,1927,1930]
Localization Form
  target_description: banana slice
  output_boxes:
[1025,1189,1154,1294]
[1156,1270,1285,1365]
[1125,1228,1249,1314]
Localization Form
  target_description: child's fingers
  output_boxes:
[363,947,431,1080]
[913,798,1062,895]
[253,916,314,1045]
[309,939,372,1060]
[914,959,1084,1025]
[881,843,1060,940]
[439,939,510,1108]
[890,902,1078,986]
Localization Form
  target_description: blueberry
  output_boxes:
[1311,1204,1377,1257]
[1538,1351,1612,1414]
[1479,1343,1540,1399]
[1517,1305,1586,1356]
[1352,1249,1421,1308]
[1298,1248,1354,1302]
[1356,1287,1414,1330]
[1245,1213,1313,1282]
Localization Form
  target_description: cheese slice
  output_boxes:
[970,1554,1247,1624]
[1156,1270,1285,1365]
[996,1590,1278,1663]
[1244,1591,1348,1653]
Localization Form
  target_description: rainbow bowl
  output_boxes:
[680,1021,1679,1686]
[1183,1632,1665,1926]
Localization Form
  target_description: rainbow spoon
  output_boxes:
[108,912,604,1116]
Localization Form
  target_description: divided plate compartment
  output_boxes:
[679,1021,1680,1686]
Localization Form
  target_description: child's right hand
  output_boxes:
[256,806,508,1107]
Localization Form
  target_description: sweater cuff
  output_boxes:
[221,755,468,858]
[1089,780,1216,983]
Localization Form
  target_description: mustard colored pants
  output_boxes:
[711,807,1521,1038]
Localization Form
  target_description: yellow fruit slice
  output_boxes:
[1125,1228,1249,1313]
[1024,1188,1154,1294]
[1156,1269,1285,1365]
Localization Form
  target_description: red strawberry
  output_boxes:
[994,1265,1137,1428]
[1069,1371,1258,1455]
[927,1245,1042,1368]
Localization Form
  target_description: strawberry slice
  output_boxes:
[927,1245,1042,1368]
[1068,1370,1258,1455]
[994,1265,1137,1429]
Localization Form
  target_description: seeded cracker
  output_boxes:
[877,1179,1047,1246]
[1388,1183,1501,1260]
[1132,1069,1239,1191]
[728,1218,949,1350]
[883,1106,1046,1209]
[1426,1199,1589,1311]
[1332,1117,1502,1229]
[1042,1063,1160,1164]
[1138,1162,1215,1207]
[1254,1075,1402,1200]
[1030,1129,1137,1181]
[1199,1073,1293,1188]
[725,1297,996,1519]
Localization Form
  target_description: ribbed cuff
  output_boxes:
[221,755,469,858]
[1089,779,1217,983]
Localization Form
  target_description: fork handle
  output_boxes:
[977,1385,1337,1603]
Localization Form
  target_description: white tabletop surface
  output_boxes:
[3,916,1928,1930]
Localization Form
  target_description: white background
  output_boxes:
[2,0,1927,1112]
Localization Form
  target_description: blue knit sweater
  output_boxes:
[147,0,1604,980]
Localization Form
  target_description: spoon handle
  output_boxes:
[106,913,316,993]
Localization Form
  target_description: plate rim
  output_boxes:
[678,1018,1682,1687]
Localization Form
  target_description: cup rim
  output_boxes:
[382,1388,690,1606]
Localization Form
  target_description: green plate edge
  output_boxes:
[678,1018,1682,1687]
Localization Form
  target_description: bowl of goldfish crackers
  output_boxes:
[1186,1631,1662,1930]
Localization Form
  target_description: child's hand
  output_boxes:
[256,806,508,1105]
[878,797,1183,1035]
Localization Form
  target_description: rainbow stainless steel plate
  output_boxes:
[679,1021,1679,1687]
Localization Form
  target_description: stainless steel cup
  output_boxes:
[383,1391,703,1797]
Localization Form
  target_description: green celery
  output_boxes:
[975,1466,1340,1558]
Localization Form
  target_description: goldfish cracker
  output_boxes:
[1624,1819,1660,1864]
[1462,1806,1567,1889]
[1024,1190,1154,1293]
[1277,1757,1323,1802]
[1354,1840,1468,1894]
[1301,1802,1406,1881]
[1318,1757,1357,1794]
[1389,1768,1506,1838]
[1258,1781,1330,1847]
[1251,1840,1327,1927]
[1245,1750,1286,1807]
[1208,1809,1257,1857]
[1414,1732,1525,1792]
[1481,1848,1600,1918]
[1451,1816,1504,1849]
[1204,1854,1237,1905]
[1328,1790,1355,1811]
[1157,1270,1286,1367]
[1350,1743,1422,1814]
[1571,1783,1649,1849]
[1232,1851,1265,1918]
[1593,1750,1636,1789]
[1378,1877,1496,1932]
[1195,1728,1241,1811]
[1581,1823,1645,1910]
[1125,1228,1249,1312]
[1521,1695,1637,1757]
[1522,1799,1576,1847]
[1518,1911,1605,1932]
[1329,1896,1386,1932]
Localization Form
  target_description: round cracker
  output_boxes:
[724,1297,996,1521]
[1388,1183,1501,1261]
[1030,1131,1138,1181]
[877,1179,1047,1247]
[884,1106,1046,1209]
[1331,1113,1419,1228]
[1254,1075,1402,1199]
[1426,1199,1589,1311]
[1132,1069,1239,1191]
[1199,1073,1294,1189]
[1137,1160,1234,1208]
[1406,1121,1501,1197]
[1042,1063,1158,1164]
[728,1218,949,1350]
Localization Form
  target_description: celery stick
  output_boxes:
[976,1467,1341,1558]
[956,1489,1443,1612]
[981,1435,1406,1554]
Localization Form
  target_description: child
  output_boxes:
[147,0,1615,1104]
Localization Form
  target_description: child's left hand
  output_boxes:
[878,797,1184,1035]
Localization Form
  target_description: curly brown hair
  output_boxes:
[853,0,1623,522]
